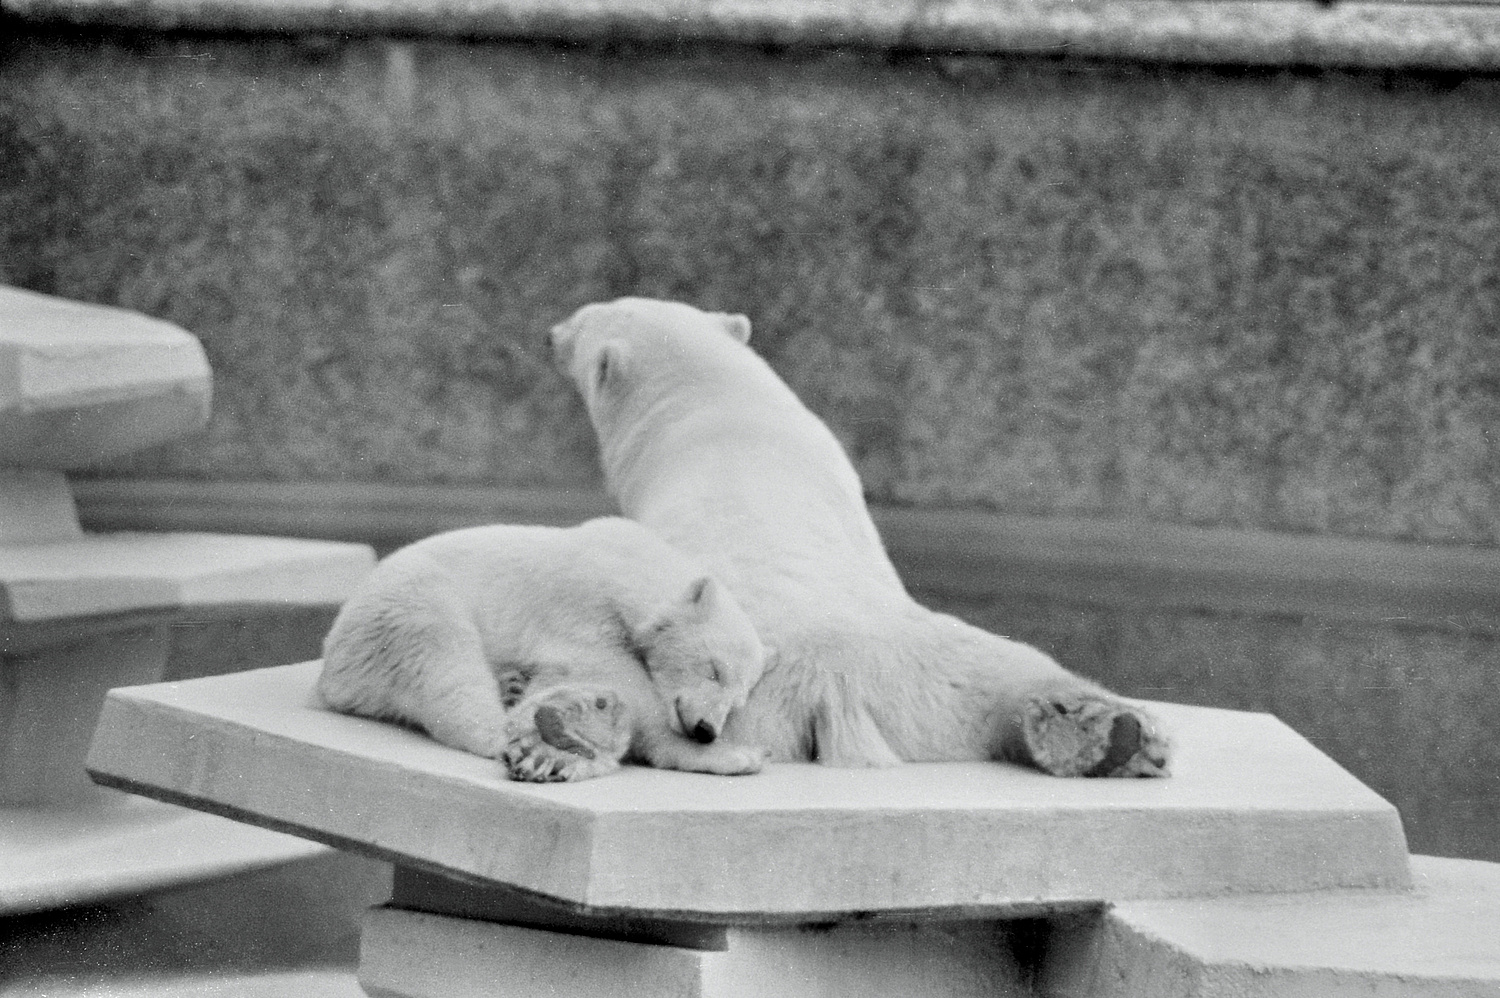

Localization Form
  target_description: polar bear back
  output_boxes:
[552,299,906,613]
[347,518,697,672]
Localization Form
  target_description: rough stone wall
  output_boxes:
[5,33,1500,545]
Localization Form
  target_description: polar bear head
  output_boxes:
[550,297,752,385]
[637,574,765,744]
[549,298,785,496]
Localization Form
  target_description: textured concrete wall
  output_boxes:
[5,32,1500,546]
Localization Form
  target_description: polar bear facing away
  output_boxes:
[551,299,1170,777]
[317,517,768,782]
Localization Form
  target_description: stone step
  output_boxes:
[88,661,1410,919]
[2,849,387,997]
[1041,855,1500,997]
[0,795,328,915]
[0,531,374,625]
[0,532,373,807]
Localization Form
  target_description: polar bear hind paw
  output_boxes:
[502,685,633,783]
[1021,694,1170,778]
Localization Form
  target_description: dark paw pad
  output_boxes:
[534,703,598,759]
[1085,713,1142,778]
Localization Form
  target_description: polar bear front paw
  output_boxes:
[1021,694,1170,778]
[683,743,769,776]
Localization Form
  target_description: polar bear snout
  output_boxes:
[675,694,733,744]
[680,702,719,743]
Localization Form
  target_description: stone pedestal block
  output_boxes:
[1039,855,1500,997]
[3,847,388,996]
[82,660,1500,997]
[0,624,168,805]
[0,285,378,917]
[359,906,1026,998]
[0,469,81,544]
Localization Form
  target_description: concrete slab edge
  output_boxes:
[71,479,1500,634]
[1039,854,1500,998]
[0,806,331,915]
[5,0,1500,72]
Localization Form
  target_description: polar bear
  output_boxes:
[551,298,1170,777]
[317,517,768,782]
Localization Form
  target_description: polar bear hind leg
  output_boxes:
[319,593,515,761]
[961,627,1173,777]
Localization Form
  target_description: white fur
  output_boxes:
[551,299,1170,776]
[317,517,768,779]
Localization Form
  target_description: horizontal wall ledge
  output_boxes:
[70,477,1500,634]
[5,0,1500,71]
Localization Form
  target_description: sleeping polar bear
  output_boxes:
[317,517,768,782]
[551,298,1170,778]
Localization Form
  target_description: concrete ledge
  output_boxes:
[71,479,1500,633]
[1041,854,1500,996]
[87,662,1411,919]
[0,794,329,915]
[0,532,374,623]
[3,849,387,996]
[6,0,1500,71]
[0,286,210,469]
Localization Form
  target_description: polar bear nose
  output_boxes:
[678,699,719,742]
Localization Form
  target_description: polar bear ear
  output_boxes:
[713,313,752,344]
[548,320,577,371]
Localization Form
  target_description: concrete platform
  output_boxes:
[88,661,1411,919]
[0,795,328,915]
[1041,855,1500,997]
[1,533,374,807]
[2,849,388,998]
[0,532,374,624]
[0,285,211,469]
